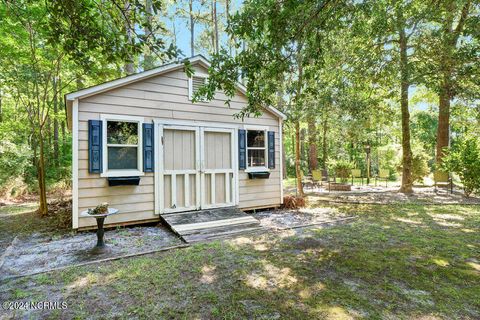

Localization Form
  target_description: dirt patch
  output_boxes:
[0,224,183,279]
[305,187,480,205]
[253,207,349,230]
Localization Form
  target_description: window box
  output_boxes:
[247,171,271,179]
[107,176,141,186]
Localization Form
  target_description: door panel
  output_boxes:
[204,131,231,169]
[159,125,235,214]
[201,129,235,209]
[162,127,199,213]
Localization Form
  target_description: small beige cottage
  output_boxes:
[66,56,285,230]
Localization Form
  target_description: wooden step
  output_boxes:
[161,207,261,243]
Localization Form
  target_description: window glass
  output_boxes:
[107,121,138,144]
[247,130,265,147]
[106,120,139,171]
[247,149,265,167]
[108,147,138,170]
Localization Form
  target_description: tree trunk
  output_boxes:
[308,117,318,172]
[144,0,155,70]
[189,0,195,56]
[282,125,286,179]
[435,1,470,170]
[226,0,231,55]
[295,121,304,197]
[436,86,450,169]
[61,120,66,145]
[397,8,413,194]
[213,0,219,54]
[124,1,135,75]
[76,73,84,90]
[210,1,216,53]
[53,77,59,167]
[322,115,328,169]
[37,132,48,216]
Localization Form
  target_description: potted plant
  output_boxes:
[87,203,109,215]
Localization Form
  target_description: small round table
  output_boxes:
[80,208,119,253]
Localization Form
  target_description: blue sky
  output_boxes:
[164,1,242,59]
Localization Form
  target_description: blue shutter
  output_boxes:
[143,123,154,172]
[268,131,275,169]
[88,120,102,173]
[238,129,246,170]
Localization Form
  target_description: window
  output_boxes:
[246,130,267,169]
[188,75,207,101]
[101,115,144,177]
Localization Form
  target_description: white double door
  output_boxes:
[159,125,235,214]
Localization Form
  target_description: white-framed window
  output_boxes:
[100,114,144,177]
[188,75,207,101]
[245,125,269,172]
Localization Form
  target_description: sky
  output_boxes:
[164,1,242,59]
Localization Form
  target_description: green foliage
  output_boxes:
[442,137,480,197]
[0,141,32,196]
[327,159,353,183]
[377,144,400,180]
[411,151,430,183]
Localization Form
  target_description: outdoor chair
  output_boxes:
[351,169,363,186]
[376,169,389,187]
[311,170,323,189]
[300,172,315,191]
[434,171,453,194]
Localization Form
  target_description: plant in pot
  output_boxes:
[87,203,109,215]
[328,159,353,184]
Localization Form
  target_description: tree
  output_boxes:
[0,0,179,215]
[197,0,348,197]
[418,1,479,170]
[396,4,414,193]
[349,0,430,193]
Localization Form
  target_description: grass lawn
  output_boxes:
[1,202,479,319]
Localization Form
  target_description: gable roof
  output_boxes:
[65,55,286,120]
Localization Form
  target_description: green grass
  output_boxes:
[1,203,479,319]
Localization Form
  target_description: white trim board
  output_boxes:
[100,114,145,178]
[155,121,238,214]
[72,99,79,229]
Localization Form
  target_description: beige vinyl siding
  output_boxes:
[76,64,281,229]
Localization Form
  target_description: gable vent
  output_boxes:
[192,76,206,94]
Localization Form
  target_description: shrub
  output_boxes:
[442,137,480,197]
[0,141,32,197]
[411,151,430,183]
[377,144,400,180]
[327,159,353,183]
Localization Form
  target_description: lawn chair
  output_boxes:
[376,169,389,187]
[300,172,315,191]
[351,169,363,186]
[311,170,323,189]
[434,171,453,194]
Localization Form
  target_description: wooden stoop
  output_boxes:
[161,207,262,243]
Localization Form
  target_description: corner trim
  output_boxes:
[72,99,79,229]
